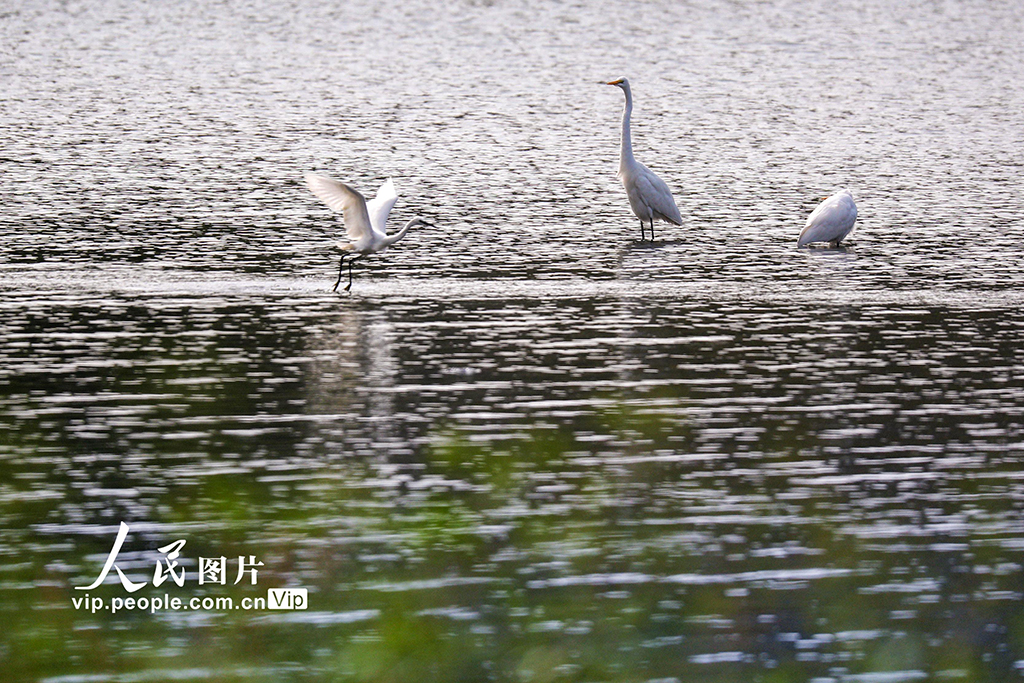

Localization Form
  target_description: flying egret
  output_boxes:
[798,189,857,247]
[305,173,432,291]
[606,77,683,241]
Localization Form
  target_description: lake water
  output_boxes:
[2,0,1024,681]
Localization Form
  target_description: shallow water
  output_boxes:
[2,0,1024,681]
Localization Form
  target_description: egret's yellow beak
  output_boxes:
[606,79,623,86]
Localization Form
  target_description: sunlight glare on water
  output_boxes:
[1,0,1024,681]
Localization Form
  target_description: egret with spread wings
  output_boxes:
[305,174,432,291]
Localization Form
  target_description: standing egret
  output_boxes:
[305,173,432,292]
[798,189,857,247]
[606,77,683,241]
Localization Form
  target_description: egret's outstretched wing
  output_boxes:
[365,178,399,237]
[305,173,373,241]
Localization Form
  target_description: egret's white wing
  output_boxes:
[635,165,682,225]
[305,173,373,241]
[365,178,399,237]
[798,191,857,246]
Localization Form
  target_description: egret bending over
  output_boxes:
[798,189,857,247]
[606,78,682,241]
[305,174,431,291]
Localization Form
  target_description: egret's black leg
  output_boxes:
[650,219,655,242]
[332,253,348,292]
[639,221,646,241]
[345,255,363,292]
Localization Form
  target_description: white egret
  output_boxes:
[305,173,432,291]
[798,189,857,247]
[606,77,683,241]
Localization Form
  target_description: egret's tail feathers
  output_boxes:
[654,209,683,226]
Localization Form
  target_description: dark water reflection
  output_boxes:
[3,281,1024,681]
[3,0,1024,681]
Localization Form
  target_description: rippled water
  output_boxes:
[3,0,1024,681]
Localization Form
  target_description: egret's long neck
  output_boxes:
[618,84,635,171]
[383,219,417,247]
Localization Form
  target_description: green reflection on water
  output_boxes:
[3,296,1024,683]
